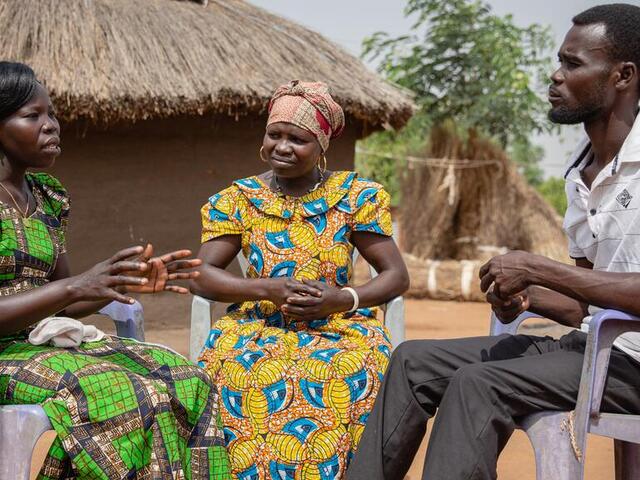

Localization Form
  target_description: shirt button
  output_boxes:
[592,233,597,238]
[589,208,596,215]
[575,186,579,192]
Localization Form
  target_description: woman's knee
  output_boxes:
[176,364,218,413]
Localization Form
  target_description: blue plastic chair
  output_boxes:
[190,250,405,362]
[490,309,640,480]
[0,301,144,480]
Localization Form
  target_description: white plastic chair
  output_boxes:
[0,301,144,480]
[190,251,405,362]
[490,309,640,480]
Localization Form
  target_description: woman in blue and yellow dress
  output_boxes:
[192,81,409,479]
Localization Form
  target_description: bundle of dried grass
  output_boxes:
[0,0,413,129]
[400,123,567,264]
[394,123,568,301]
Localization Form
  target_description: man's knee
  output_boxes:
[391,339,439,370]
[384,339,455,393]
[449,362,497,395]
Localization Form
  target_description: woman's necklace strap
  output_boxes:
[273,168,325,197]
[0,181,30,217]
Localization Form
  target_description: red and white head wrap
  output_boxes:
[267,80,345,152]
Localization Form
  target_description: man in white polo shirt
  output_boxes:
[347,4,640,480]
[562,122,640,360]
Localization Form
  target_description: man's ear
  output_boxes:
[615,61,638,92]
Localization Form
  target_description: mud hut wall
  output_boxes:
[52,114,360,273]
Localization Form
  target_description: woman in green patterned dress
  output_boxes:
[0,62,230,479]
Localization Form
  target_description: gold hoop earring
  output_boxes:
[259,146,267,162]
[318,155,327,173]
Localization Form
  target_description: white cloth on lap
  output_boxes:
[28,316,105,347]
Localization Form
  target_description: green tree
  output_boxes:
[509,139,545,185]
[537,177,568,215]
[357,0,558,198]
[355,116,427,205]
[364,0,555,147]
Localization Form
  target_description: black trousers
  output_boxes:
[346,331,640,480]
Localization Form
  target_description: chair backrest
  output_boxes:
[236,252,249,274]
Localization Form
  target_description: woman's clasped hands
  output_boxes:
[268,277,354,321]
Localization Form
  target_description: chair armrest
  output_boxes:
[368,264,405,349]
[190,295,216,363]
[194,251,406,356]
[191,293,406,355]
[489,310,543,336]
[582,310,640,416]
[98,301,145,341]
[384,296,405,350]
[568,309,640,454]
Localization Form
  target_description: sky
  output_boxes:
[248,0,640,178]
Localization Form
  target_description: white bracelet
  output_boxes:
[342,287,359,313]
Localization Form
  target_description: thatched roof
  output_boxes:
[0,0,413,129]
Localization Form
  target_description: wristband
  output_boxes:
[341,287,359,313]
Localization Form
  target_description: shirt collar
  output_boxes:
[616,108,640,167]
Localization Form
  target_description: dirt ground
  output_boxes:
[30,298,615,479]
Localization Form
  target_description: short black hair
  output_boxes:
[573,4,640,73]
[0,62,38,121]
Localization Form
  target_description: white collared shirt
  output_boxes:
[563,112,640,362]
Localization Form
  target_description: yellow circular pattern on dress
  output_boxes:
[289,222,320,257]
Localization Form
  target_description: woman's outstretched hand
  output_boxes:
[67,246,150,304]
[125,244,202,294]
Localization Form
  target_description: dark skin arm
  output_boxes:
[481,251,637,328]
[282,232,410,321]
[190,235,324,305]
[0,244,203,336]
[0,246,149,336]
[190,232,410,321]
